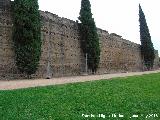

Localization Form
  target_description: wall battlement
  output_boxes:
[0,4,159,79]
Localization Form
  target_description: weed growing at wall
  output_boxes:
[13,0,41,77]
[79,0,100,73]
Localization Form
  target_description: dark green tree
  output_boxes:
[139,4,155,70]
[79,0,100,73]
[13,0,41,77]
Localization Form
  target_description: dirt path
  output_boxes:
[0,70,160,90]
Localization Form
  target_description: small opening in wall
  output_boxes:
[6,20,9,25]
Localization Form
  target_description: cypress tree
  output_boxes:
[139,4,155,70]
[79,0,100,73]
[13,0,41,77]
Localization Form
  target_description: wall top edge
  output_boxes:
[39,10,141,47]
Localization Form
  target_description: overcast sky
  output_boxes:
[39,0,160,55]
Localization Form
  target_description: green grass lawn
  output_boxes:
[0,73,160,120]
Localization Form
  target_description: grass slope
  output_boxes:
[0,73,160,120]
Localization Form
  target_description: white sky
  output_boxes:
[38,0,160,55]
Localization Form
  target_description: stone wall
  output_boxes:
[0,8,159,79]
[98,30,143,74]
[39,11,84,78]
[0,9,17,79]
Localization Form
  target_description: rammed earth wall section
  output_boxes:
[0,9,159,79]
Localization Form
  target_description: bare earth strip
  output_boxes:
[0,70,160,90]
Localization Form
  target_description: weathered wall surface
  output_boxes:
[98,31,143,74]
[0,9,17,78]
[0,8,159,79]
[39,11,84,78]
[153,50,159,69]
